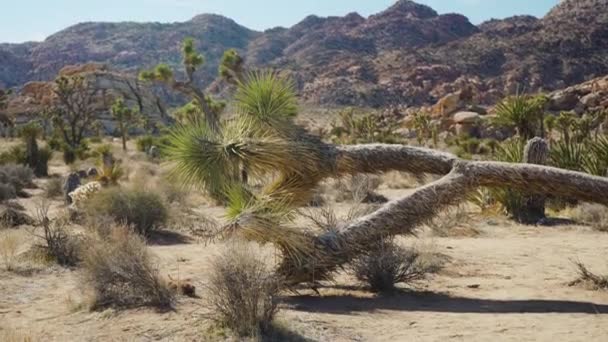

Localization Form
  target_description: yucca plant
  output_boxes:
[492,93,545,140]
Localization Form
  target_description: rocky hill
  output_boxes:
[1,0,608,108]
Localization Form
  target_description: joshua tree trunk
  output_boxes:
[266,144,608,285]
[518,137,549,224]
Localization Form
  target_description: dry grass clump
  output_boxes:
[425,204,476,237]
[573,203,608,232]
[382,171,427,189]
[350,238,441,293]
[44,177,63,198]
[0,230,22,271]
[570,262,608,291]
[84,187,168,237]
[206,242,282,338]
[81,226,174,310]
[333,174,387,204]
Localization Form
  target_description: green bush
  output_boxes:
[85,187,168,237]
[136,135,156,153]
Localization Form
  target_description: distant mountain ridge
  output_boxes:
[1,0,608,108]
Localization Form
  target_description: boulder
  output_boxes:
[453,111,481,124]
[548,90,581,111]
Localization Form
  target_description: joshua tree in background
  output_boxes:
[0,89,14,137]
[140,38,242,133]
[50,75,101,164]
[111,98,142,151]
[165,71,608,286]
[219,48,245,85]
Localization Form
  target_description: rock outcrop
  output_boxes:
[1,0,608,109]
[5,63,169,132]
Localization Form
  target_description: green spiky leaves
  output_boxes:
[139,63,174,83]
[235,71,298,129]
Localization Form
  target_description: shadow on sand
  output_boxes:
[283,290,608,315]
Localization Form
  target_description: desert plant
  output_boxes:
[0,183,16,202]
[111,98,142,151]
[406,111,433,146]
[350,238,438,293]
[81,225,174,309]
[84,187,168,237]
[571,262,608,290]
[140,38,234,133]
[31,204,81,267]
[47,75,101,164]
[574,203,608,232]
[492,93,545,140]
[0,164,34,197]
[161,65,608,287]
[330,108,402,144]
[0,230,21,271]
[426,205,473,237]
[95,150,124,186]
[44,177,64,198]
[206,242,281,337]
[219,48,245,85]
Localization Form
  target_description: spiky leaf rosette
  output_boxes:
[235,71,298,133]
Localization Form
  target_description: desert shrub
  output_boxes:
[350,238,439,293]
[81,225,173,310]
[330,108,402,144]
[33,205,81,267]
[136,135,156,152]
[334,174,386,203]
[0,230,21,271]
[206,243,281,337]
[0,145,26,165]
[44,177,64,198]
[426,205,475,237]
[0,183,16,202]
[84,187,168,237]
[570,262,608,290]
[33,147,52,178]
[574,203,608,232]
[0,164,34,196]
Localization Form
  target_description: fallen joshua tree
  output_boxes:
[149,40,608,287]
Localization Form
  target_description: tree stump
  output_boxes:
[520,137,549,224]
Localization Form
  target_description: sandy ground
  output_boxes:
[1,143,608,341]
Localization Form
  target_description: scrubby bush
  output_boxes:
[330,108,403,144]
[84,187,168,237]
[206,243,281,337]
[44,177,64,198]
[571,262,608,290]
[574,203,608,232]
[0,183,16,202]
[350,238,439,293]
[0,230,21,271]
[33,205,82,267]
[81,226,174,310]
[0,164,34,197]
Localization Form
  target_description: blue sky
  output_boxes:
[1,0,559,43]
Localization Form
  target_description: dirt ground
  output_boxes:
[1,141,608,341]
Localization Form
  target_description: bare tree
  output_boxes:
[50,76,102,163]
